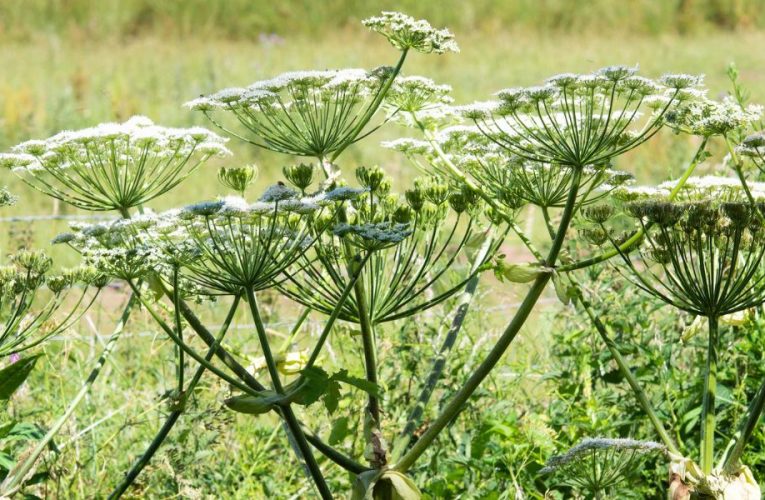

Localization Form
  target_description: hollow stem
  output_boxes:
[355,281,380,422]
[569,274,680,455]
[245,287,332,500]
[108,295,242,499]
[172,268,184,391]
[394,168,582,472]
[391,235,493,462]
[701,315,719,474]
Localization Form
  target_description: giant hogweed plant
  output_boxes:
[1,10,765,500]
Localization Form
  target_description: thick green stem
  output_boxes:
[701,315,719,474]
[391,235,493,462]
[246,288,333,500]
[570,275,680,455]
[172,268,184,391]
[394,168,582,472]
[354,279,380,429]
[108,295,241,499]
[0,294,137,496]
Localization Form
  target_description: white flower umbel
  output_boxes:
[0,116,229,212]
[665,95,762,137]
[167,190,339,296]
[385,76,453,114]
[438,125,633,210]
[278,170,500,324]
[362,11,459,54]
[541,438,665,497]
[614,189,765,317]
[186,68,396,161]
[457,66,701,167]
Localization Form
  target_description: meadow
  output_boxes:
[2,2,765,498]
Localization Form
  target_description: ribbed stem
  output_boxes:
[246,288,332,499]
[701,315,719,474]
[355,279,380,427]
[391,235,493,461]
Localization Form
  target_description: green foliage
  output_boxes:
[0,356,39,400]
[547,265,765,496]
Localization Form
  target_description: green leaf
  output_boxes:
[224,391,284,415]
[322,380,341,414]
[331,369,382,398]
[290,367,330,407]
[328,416,350,445]
[0,356,40,400]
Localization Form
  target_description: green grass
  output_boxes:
[4,13,765,498]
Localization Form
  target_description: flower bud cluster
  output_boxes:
[362,11,459,54]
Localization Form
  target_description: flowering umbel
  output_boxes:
[0,116,229,212]
[457,66,701,167]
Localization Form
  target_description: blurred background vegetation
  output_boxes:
[3,2,765,497]
[1,0,764,40]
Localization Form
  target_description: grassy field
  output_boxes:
[3,4,765,497]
